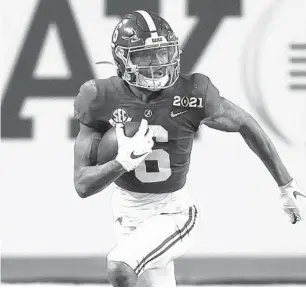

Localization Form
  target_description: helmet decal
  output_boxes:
[135,10,159,38]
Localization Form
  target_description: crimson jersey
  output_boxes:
[74,74,221,193]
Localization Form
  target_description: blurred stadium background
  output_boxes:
[1,0,306,286]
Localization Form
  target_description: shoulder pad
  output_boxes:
[74,79,105,125]
[183,73,221,126]
[191,73,210,95]
[190,73,220,108]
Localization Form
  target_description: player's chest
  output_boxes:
[100,97,196,139]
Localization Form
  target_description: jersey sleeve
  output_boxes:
[203,77,222,119]
[192,74,222,118]
[74,79,106,129]
[190,73,222,129]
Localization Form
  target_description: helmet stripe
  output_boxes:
[135,10,158,38]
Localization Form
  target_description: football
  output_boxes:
[96,122,142,165]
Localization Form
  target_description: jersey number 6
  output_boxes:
[134,125,171,183]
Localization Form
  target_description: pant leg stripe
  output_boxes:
[134,205,197,275]
[134,206,193,274]
[136,206,198,275]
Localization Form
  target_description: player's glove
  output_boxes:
[115,119,154,172]
[280,179,306,224]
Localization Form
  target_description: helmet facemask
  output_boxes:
[115,40,180,91]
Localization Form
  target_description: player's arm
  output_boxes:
[201,78,306,223]
[74,121,154,198]
[74,123,126,198]
[73,80,153,198]
[201,83,292,187]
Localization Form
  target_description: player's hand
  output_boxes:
[280,179,306,224]
[115,119,154,172]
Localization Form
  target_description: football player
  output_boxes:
[74,10,305,287]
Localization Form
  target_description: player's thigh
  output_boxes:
[107,205,198,277]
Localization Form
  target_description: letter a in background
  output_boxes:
[1,0,94,139]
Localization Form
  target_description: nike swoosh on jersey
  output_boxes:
[170,110,187,118]
[130,151,148,159]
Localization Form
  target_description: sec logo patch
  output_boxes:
[109,108,132,126]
